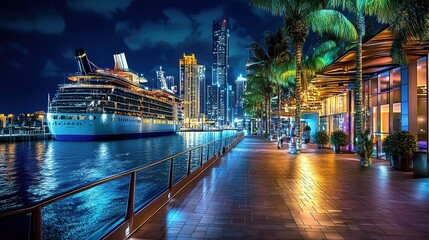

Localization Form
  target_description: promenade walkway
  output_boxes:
[129,136,429,239]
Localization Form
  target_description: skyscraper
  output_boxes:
[206,85,218,121]
[235,74,247,120]
[197,65,206,117]
[212,19,229,125]
[179,54,205,127]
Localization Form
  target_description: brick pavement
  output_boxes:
[129,135,429,239]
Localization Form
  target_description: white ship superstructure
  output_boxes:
[47,49,183,141]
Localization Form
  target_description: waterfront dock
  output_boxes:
[0,131,52,142]
[129,135,429,239]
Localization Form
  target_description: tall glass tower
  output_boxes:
[179,54,200,123]
[212,19,229,125]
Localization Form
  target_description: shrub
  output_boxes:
[383,131,418,159]
[313,130,329,146]
[330,130,349,147]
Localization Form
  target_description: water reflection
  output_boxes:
[0,131,237,212]
[0,143,19,209]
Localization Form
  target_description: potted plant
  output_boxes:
[313,130,329,149]
[303,125,311,143]
[383,131,418,171]
[330,129,349,153]
[357,130,375,167]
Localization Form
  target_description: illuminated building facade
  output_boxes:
[315,27,429,159]
[197,65,206,118]
[235,74,247,120]
[212,19,230,125]
[179,54,204,126]
[206,85,218,121]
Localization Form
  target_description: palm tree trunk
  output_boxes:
[277,85,282,133]
[294,40,303,152]
[268,92,271,134]
[260,102,263,134]
[265,95,269,134]
[355,13,364,144]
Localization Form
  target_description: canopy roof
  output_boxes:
[312,27,429,99]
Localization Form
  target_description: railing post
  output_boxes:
[187,151,192,175]
[206,144,209,161]
[32,207,42,240]
[200,146,203,166]
[126,172,136,228]
[213,141,216,156]
[169,158,174,189]
[221,138,226,153]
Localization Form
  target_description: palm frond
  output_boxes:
[386,0,429,64]
[308,9,357,42]
[328,0,356,12]
[308,40,337,59]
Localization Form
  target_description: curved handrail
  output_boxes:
[0,131,244,239]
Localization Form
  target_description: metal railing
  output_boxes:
[0,131,244,239]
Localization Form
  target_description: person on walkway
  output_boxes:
[277,133,286,149]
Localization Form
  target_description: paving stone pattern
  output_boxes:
[130,136,429,239]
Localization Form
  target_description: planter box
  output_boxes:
[389,154,412,171]
[413,151,428,178]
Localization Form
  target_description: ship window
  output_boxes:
[53,116,58,120]
[60,116,65,120]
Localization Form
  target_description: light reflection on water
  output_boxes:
[0,131,233,211]
[0,131,237,239]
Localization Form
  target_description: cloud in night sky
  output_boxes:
[230,26,252,61]
[116,6,251,59]
[0,9,65,34]
[7,60,24,69]
[40,60,63,78]
[190,7,223,42]
[116,8,193,50]
[250,7,274,22]
[0,42,29,55]
[67,0,133,18]
[0,0,287,113]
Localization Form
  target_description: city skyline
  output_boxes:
[0,0,283,114]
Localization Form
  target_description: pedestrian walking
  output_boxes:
[277,133,286,149]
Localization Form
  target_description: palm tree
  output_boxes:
[326,1,382,162]
[329,0,428,165]
[375,0,429,64]
[243,72,273,133]
[251,0,357,153]
[247,29,292,134]
[281,39,346,118]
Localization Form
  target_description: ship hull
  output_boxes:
[47,113,180,141]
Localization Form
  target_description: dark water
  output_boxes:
[0,131,237,239]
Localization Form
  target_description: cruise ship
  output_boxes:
[47,49,183,141]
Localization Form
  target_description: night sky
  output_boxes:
[0,0,283,114]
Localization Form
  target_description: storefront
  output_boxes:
[319,93,351,149]
[313,27,428,159]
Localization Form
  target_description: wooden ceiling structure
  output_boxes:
[311,27,429,100]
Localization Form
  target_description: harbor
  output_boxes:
[0,130,241,239]
[0,130,51,142]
